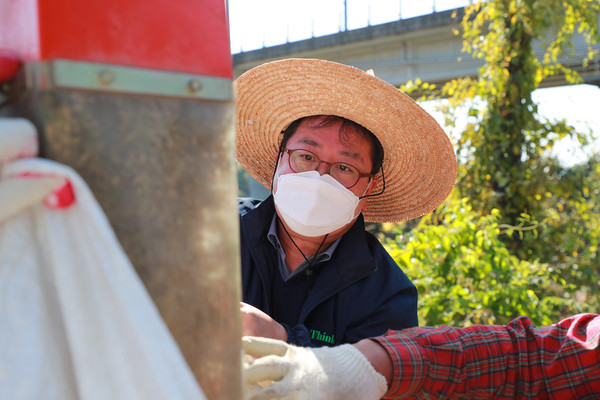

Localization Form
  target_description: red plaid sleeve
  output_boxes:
[372,313,600,399]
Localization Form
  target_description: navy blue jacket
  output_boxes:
[239,196,418,347]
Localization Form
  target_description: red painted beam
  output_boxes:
[0,0,232,79]
[0,49,22,83]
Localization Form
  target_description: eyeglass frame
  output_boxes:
[269,132,387,200]
[283,147,375,189]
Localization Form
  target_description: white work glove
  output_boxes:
[243,336,387,400]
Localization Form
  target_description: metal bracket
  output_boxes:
[24,60,232,101]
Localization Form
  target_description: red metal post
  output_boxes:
[1,1,241,399]
[1,0,232,77]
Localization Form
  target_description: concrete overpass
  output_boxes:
[232,8,600,90]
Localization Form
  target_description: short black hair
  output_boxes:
[279,115,384,175]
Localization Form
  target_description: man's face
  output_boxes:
[273,116,377,232]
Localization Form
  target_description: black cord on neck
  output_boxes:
[278,217,328,268]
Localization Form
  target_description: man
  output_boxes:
[243,313,600,399]
[235,58,456,346]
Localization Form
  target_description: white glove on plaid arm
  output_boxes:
[243,336,387,400]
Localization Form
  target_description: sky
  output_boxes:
[227,0,600,167]
[228,0,471,53]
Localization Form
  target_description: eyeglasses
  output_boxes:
[283,148,373,189]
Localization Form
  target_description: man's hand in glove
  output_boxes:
[243,336,389,400]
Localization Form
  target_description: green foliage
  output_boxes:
[403,0,600,224]
[393,1,600,324]
[385,194,587,327]
[518,155,600,309]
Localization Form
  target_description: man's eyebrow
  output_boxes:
[297,138,320,148]
[338,150,364,162]
[297,138,364,162]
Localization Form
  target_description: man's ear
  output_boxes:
[361,177,378,212]
[361,201,368,212]
[366,176,378,196]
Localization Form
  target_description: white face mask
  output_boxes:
[273,171,366,237]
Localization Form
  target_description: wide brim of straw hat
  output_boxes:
[235,58,457,223]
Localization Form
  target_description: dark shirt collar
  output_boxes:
[267,214,341,281]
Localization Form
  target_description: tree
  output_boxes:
[393,0,600,321]
[404,0,600,225]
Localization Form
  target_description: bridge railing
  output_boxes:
[229,0,470,53]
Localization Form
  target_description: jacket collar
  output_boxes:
[300,209,377,319]
[241,195,277,247]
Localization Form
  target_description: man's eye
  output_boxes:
[335,164,354,174]
[302,154,315,161]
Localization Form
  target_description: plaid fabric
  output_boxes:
[374,314,600,399]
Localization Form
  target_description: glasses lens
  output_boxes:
[289,149,320,172]
[330,163,359,188]
[288,149,360,188]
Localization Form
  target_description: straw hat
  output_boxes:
[235,58,457,223]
